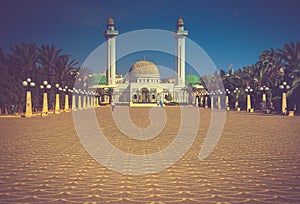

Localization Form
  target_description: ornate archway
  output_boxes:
[141,88,149,103]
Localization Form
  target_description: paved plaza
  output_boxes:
[0,107,299,203]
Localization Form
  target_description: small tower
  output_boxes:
[104,18,118,86]
[175,18,188,86]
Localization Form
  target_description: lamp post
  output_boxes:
[70,87,76,111]
[91,91,96,108]
[217,89,222,109]
[22,78,35,117]
[54,83,60,114]
[195,94,199,107]
[89,91,93,108]
[210,91,215,109]
[95,92,99,108]
[72,88,77,111]
[225,89,231,110]
[245,86,253,112]
[87,91,91,109]
[260,86,269,113]
[63,86,70,112]
[233,87,240,111]
[78,89,82,110]
[204,92,209,108]
[199,93,203,107]
[90,92,93,108]
[40,81,51,116]
[279,81,290,115]
[83,90,87,109]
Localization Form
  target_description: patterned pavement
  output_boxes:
[0,107,299,203]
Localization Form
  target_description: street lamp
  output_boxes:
[279,81,290,115]
[245,86,253,112]
[204,91,209,108]
[54,83,60,114]
[22,78,35,117]
[91,91,96,108]
[233,87,240,111]
[225,89,231,110]
[71,88,77,111]
[195,94,199,108]
[40,81,51,116]
[86,91,91,109]
[83,90,87,109]
[63,86,70,112]
[95,92,100,108]
[78,89,83,110]
[217,89,222,109]
[199,93,203,107]
[210,91,215,109]
[260,86,270,113]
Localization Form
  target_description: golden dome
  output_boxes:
[177,18,184,26]
[107,18,115,26]
[129,60,160,75]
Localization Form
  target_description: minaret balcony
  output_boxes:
[175,30,188,36]
[104,30,118,37]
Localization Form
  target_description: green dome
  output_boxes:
[90,74,106,86]
[186,74,199,85]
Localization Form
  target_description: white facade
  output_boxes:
[99,18,190,105]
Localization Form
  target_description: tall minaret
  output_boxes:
[104,18,118,86]
[175,18,188,86]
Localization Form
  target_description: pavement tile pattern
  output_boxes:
[0,107,299,203]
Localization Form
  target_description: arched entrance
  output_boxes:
[141,88,149,103]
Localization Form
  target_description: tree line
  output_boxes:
[0,41,299,114]
[200,41,300,112]
[0,43,79,114]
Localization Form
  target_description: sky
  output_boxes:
[1,0,300,76]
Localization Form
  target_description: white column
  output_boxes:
[107,38,116,86]
[55,94,60,114]
[175,18,188,87]
[64,94,70,112]
[78,95,82,110]
[104,18,118,86]
[25,91,33,117]
[87,96,90,109]
[83,96,87,109]
[226,95,230,110]
[72,94,76,111]
[247,94,252,112]
[42,92,48,116]
[176,37,187,86]
[211,96,214,109]
[282,92,287,114]
[218,95,221,109]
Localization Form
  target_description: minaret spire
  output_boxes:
[104,18,118,86]
[175,17,188,86]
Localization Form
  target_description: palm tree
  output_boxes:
[278,41,300,111]
[287,62,300,111]
[38,44,66,85]
[0,48,9,114]
[258,49,283,88]
[9,43,40,78]
[55,55,78,87]
[0,48,22,114]
[278,41,300,78]
[220,69,240,91]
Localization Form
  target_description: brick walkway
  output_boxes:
[0,107,299,203]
